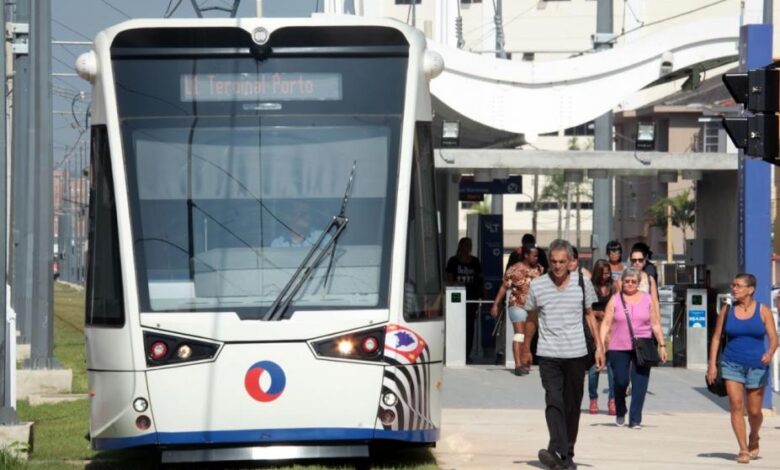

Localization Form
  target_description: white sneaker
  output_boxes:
[616,416,625,427]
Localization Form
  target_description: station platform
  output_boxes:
[434,365,780,469]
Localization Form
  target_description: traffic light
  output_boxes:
[722,67,779,162]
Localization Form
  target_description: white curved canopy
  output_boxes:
[428,16,739,135]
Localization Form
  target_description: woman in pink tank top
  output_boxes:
[599,267,667,429]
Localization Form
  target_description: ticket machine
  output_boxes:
[685,288,709,370]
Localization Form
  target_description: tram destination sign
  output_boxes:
[180,73,342,102]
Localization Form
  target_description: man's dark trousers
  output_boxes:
[538,354,590,465]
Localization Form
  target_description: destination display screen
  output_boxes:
[180,73,343,102]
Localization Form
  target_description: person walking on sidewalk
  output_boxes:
[707,273,778,464]
[605,240,625,283]
[587,259,616,416]
[521,239,604,470]
[490,243,543,376]
[600,267,667,430]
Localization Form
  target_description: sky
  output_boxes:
[50,0,319,169]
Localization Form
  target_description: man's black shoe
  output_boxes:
[538,449,565,470]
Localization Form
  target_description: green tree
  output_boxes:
[647,189,695,251]
[541,175,592,241]
[541,175,567,238]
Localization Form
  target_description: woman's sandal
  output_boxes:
[737,450,751,464]
[748,436,760,460]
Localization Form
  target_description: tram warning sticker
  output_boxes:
[244,360,286,403]
[384,324,427,364]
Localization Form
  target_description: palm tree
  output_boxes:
[541,175,568,239]
[647,189,695,254]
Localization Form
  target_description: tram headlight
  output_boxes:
[378,409,396,425]
[311,327,386,362]
[176,344,193,360]
[143,331,221,367]
[149,341,169,361]
[135,415,152,431]
[336,339,355,355]
[132,397,148,413]
[360,336,380,354]
[382,392,398,407]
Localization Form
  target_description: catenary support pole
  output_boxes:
[591,0,613,262]
[29,0,55,368]
[0,0,17,425]
[10,0,32,345]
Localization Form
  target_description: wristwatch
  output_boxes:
[659,344,667,348]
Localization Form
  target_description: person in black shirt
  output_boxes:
[631,242,658,285]
[507,233,548,273]
[446,237,485,363]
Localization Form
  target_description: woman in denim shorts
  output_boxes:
[707,273,778,464]
[490,244,543,376]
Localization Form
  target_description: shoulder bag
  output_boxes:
[706,307,730,397]
[620,292,661,367]
[579,269,596,367]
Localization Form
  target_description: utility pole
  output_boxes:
[591,0,613,262]
[29,0,55,368]
[10,0,32,346]
[0,0,17,425]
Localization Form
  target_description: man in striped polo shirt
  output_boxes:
[521,239,604,470]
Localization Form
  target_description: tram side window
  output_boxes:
[85,125,124,327]
[403,122,443,321]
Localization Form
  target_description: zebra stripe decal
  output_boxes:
[376,325,435,432]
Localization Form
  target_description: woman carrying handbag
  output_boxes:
[600,268,667,429]
[706,273,778,464]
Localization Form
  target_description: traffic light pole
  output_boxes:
[737,23,773,412]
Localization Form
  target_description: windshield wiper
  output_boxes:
[321,161,356,293]
[263,163,356,321]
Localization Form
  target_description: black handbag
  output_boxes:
[706,309,729,397]
[620,293,661,367]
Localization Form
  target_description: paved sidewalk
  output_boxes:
[435,409,780,469]
[433,365,780,469]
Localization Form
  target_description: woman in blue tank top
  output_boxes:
[707,273,778,464]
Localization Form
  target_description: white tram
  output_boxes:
[77,16,445,462]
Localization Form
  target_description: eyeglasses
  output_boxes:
[608,249,622,254]
[730,283,748,289]
[630,258,645,263]
[623,279,638,284]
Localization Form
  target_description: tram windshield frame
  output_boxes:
[113,51,407,317]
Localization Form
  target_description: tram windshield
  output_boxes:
[113,54,406,315]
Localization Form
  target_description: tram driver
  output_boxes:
[270,199,324,248]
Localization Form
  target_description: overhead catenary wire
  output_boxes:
[52,18,92,42]
[164,0,185,17]
[100,0,132,19]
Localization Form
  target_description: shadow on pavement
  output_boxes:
[691,387,730,411]
[513,460,546,469]
[697,451,737,462]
